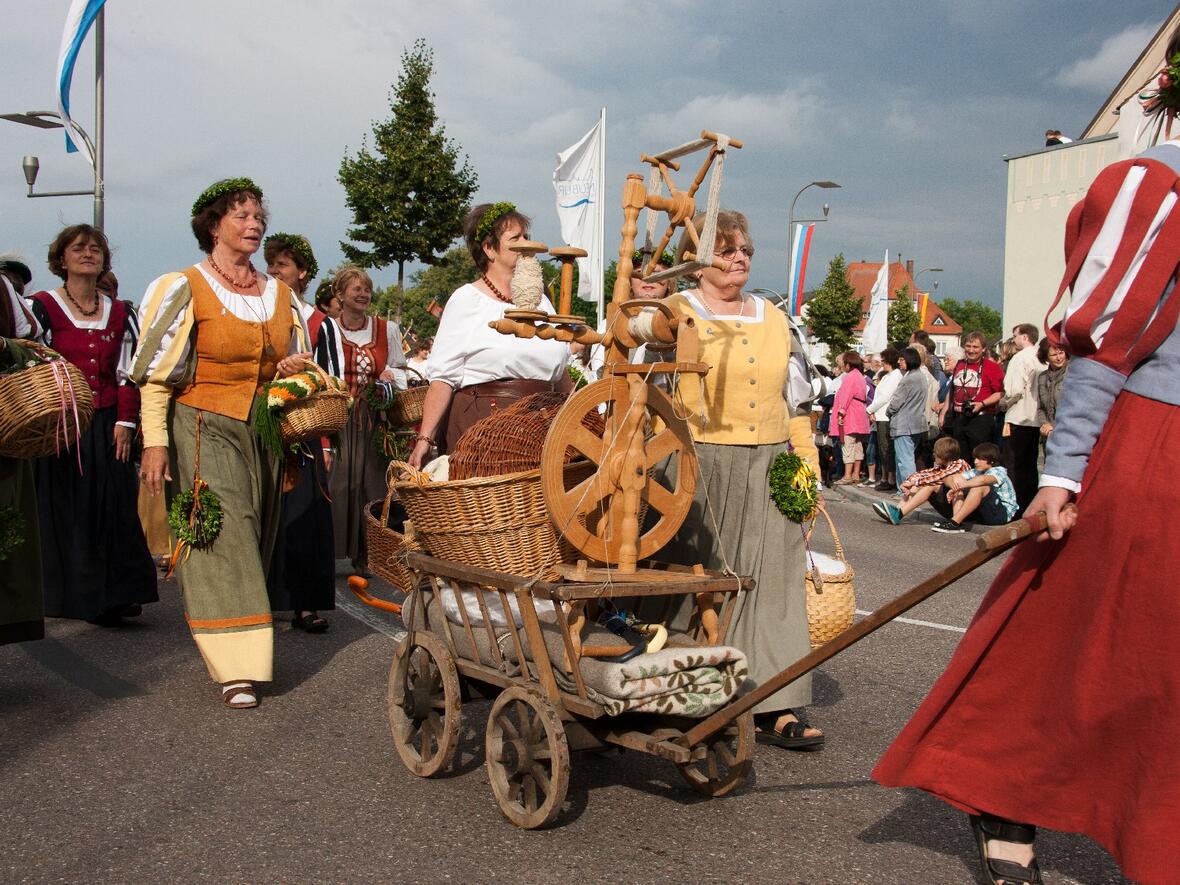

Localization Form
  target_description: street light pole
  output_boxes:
[787,180,840,312]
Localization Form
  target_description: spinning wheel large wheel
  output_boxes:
[541,377,697,566]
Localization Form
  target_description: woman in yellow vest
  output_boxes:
[663,210,825,749]
[132,179,312,710]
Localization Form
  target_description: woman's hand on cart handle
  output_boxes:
[277,352,313,378]
[140,446,171,497]
[1026,486,1077,541]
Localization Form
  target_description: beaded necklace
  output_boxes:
[480,273,513,304]
[62,281,101,318]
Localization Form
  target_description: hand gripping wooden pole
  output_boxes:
[680,508,1075,747]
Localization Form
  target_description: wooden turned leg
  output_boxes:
[696,592,719,644]
[562,601,587,672]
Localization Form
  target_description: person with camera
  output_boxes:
[942,331,1004,462]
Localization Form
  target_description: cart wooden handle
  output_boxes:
[680,507,1075,747]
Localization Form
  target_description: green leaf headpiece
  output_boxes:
[191,177,263,217]
[475,202,517,243]
[634,249,676,270]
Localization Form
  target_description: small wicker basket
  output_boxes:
[387,458,594,579]
[387,367,428,428]
[363,482,418,592]
[804,508,856,648]
[0,342,95,459]
[278,361,351,446]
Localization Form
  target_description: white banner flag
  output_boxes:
[57,0,106,163]
[553,112,605,317]
[862,250,890,354]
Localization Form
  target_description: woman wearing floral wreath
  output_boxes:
[262,233,336,633]
[651,210,825,750]
[327,265,406,571]
[131,179,312,709]
[874,31,1180,885]
[408,202,570,469]
[28,225,157,626]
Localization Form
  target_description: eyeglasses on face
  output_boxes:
[714,245,754,261]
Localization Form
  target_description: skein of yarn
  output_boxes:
[510,255,544,310]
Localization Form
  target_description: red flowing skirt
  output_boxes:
[873,391,1180,885]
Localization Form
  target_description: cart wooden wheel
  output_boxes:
[541,377,697,565]
[485,686,570,829]
[676,709,753,797]
[387,631,461,777]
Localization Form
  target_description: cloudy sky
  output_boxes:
[0,1,1172,311]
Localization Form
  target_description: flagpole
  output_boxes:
[93,4,104,230]
[596,106,606,327]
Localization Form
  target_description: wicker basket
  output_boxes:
[804,508,856,648]
[387,458,594,579]
[448,391,605,481]
[363,483,418,592]
[0,342,95,459]
[278,361,351,445]
[387,367,428,428]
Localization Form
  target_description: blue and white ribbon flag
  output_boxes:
[862,250,890,354]
[553,110,606,318]
[57,0,106,163]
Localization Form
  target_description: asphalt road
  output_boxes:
[0,496,1131,884]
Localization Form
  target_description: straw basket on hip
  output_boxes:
[804,508,856,648]
[278,361,351,446]
[363,482,419,593]
[0,341,94,459]
[387,367,428,428]
[386,458,594,579]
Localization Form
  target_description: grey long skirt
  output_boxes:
[651,441,811,713]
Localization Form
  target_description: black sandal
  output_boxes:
[292,612,329,633]
[969,814,1043,885]
[754,711,825,751]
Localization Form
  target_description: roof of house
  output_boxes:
[844,260,963,335]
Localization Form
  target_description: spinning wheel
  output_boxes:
[540,377,697,567]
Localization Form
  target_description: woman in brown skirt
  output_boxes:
[407,202,571,469]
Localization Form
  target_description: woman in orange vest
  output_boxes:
[132,178,312,710]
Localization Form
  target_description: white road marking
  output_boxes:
[855,610,967,634]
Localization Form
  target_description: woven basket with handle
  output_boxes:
[0,340,95,459]
[387,458,594,579]
[804,507,856,648]
[363,480,419,592]
[387,366,428,428]
[278,360,351,445]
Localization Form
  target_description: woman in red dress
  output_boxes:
[873,36,1180,885]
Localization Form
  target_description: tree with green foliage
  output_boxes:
[938,297,1002,341]
[338,39,477,322]
[376,246,477,339]
[888,284,920,344]
[804,253,862,356]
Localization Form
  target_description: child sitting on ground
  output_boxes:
[933,442,1018,533]
[872,437,969,527]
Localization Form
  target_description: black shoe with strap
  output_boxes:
[969,814,1043,885]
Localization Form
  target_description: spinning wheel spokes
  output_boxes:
[541,378,697,568]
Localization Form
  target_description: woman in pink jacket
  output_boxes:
[832,351,870,485]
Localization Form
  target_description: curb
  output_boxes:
[830,483,989,535]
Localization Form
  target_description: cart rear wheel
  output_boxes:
[676,709,753,797]
[388,632,461,777]
[485,686,570,829]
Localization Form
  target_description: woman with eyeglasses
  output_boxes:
[652,209,825,751]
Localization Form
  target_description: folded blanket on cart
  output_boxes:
[569,644,748,718]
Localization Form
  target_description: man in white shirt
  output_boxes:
[1002,323,1043,515]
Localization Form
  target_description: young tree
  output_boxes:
[888,283,920,343]
[381,246,478,338]
[338,39,478,322]
[804,253,862,356]
[938,297,1002,341]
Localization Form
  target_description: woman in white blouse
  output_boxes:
[408,203,569,468]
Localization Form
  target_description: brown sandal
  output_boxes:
[221,681,259,709]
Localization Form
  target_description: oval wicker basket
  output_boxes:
[277,361,351,445]
[387,458,594,579]
[804,508,856,648]
[363,482,418,593]
[0,344,95,459]
[387,367,428,429]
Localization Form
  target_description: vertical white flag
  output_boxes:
[57,0,106,163]
[553,111,605,318]
[862,250,890,353]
